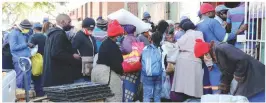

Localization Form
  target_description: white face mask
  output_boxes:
[204,53,214,67]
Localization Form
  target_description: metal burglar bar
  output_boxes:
[243,2,266,63]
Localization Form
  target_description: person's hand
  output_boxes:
[223,21,227,27]
[234,75,245,83]
[73,54,81,60]
[203,86,219,90]
[208,66,213,71]
[28,43,34,48]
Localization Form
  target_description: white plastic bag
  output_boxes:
[30,45,38,56]
[201,94,249,103]
[107,9,151,34]
[166,43,179,63]
[161,72,171,99]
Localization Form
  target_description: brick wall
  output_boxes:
[92,2,100,20]
[127,2,138,16]
[102,2,108,19]
[69,2,125,20]
[107,2,124,14]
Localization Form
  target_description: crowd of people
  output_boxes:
[2,2,265,102]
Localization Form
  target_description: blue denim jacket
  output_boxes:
[8,29,31,62]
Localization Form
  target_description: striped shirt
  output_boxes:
[226,3,245,40]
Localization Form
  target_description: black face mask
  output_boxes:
[63,25,72,31]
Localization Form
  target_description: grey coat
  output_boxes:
[213,43,265,97]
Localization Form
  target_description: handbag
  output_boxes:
[122,42,144,73]
[81,35,95,76]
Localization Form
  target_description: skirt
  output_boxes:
[91,64,122,102]
[122,72,140,102]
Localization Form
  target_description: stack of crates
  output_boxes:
[43,82,114,102]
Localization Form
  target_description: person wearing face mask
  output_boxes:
[194,40,265,102]
[196,3,227,43]
[142,12,156,33]
[72,17,97,82]
[196,3,227,94]
[91,20,124,102]
[171,19,204,102]
[214,5,229,27]
[42,14,81,87]
[27,23,46,97]
[8,19,32,91]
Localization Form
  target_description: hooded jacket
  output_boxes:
[42,27,81,87]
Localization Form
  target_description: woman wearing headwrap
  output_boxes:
[171,19,204,102]
[91,20,124,102]
[119,24,141,102]
[120,24,138,54]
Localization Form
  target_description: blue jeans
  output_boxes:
[13,61,31,91]
[142,75,162,102]
[248,90,265,102]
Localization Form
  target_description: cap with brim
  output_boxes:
[19,19,32,29]
[33,23,42,28]
[215,5,229,12]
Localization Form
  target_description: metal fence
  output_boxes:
[243,2,265,64]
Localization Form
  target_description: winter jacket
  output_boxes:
[72,30,97,56]
[92,27,108,52]
[8,29,31,62]
[196,16,227,43]
[213,42,265,97]
[121,35,138,54]
[137,33,150,46]
[97,37,124,75]
[42,27,81,87]
[28,33,47,55]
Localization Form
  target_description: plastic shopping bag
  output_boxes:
[161,72,171,99]
[31,53,43,76]
[122,42,144,73]
[30,45,38,57]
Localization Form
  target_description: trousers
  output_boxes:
[142,75,162,102]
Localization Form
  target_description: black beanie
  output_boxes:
[82,17,95,29]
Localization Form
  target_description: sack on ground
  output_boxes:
[141,45,163,76]
[122,42,144,73]
[31,53,43,76]
[201,94,249,103]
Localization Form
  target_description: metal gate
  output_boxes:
[243,2,265,64]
